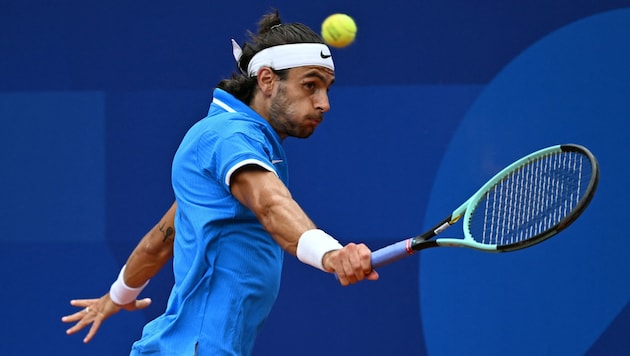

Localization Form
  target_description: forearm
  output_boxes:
[256,193,317,256]
[230,169,374,281]
[254,189,348,272]
[230,168,343,269]
[230,168,317,255]
[123,202,176,287]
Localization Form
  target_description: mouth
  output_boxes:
[308,119,322,130]
[308,114,323,125]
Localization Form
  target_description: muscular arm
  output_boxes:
[123,201,177,287]
[230,166,314,255]
[230,166,378,285]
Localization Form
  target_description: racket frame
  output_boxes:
[372,144,599,268]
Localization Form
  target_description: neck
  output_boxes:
[249,91,269,122]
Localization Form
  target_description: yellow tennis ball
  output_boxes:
[321,13,357,48]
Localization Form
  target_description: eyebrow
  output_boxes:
[302,69,335,87]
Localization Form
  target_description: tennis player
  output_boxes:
[62,10,378,355]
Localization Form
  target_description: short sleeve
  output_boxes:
[196,127,278,190]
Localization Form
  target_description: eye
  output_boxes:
[303,81,316,91]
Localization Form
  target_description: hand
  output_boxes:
[323,243,379,286]
[61,293,151,343]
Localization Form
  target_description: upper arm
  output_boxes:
[229,165,290,214]
[229,165,316,254]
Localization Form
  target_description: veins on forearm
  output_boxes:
[158,222,174,243]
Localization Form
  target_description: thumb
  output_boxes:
[134,298,152,310]
[367,270,379,281]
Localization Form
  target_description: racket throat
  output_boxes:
[433,220,453,235]
[410,216,456,251]
[410,236,440,251]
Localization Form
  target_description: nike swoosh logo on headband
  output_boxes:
[320,51,332,59]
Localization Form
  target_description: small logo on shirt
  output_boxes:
[272,159,284,164]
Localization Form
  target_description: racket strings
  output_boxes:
[471,152,590,247]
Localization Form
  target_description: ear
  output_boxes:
[256,67,277,96]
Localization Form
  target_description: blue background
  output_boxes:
[1,1,629,355]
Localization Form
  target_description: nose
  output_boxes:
[315,91,331,113]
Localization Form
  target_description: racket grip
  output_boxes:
[371,239,413,269]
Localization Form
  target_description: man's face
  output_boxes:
[267,66,335,139]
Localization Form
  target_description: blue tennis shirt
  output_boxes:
[131,89,288,356]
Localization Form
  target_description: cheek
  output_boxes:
[281,95,305,115]
[292,100,314,117]
[275,86,313,117]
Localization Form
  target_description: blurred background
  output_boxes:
[1,1,629,355]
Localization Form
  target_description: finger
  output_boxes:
[336,273,350,287]
[345,255,363,281]
[69,299,99,307]
[65,317,91,335]
[61,308,90,323]
[61,314,79,323]
[334,262,351,287]
[346,246,371,281]
[65,306,102,335]
[63,299,98,321]
[341,257,358,284]
[83,317,102,343]
[358,243,373,274]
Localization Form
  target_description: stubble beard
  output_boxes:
[268,84,315,139]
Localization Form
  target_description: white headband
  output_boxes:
[231,40,335,77]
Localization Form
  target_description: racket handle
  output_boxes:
[371,239,413,269]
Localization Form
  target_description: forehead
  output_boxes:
[288,66,335,83]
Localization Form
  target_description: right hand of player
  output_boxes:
[61,293,152,343]
[323,242,379,286]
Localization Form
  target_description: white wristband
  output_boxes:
[297,229,343,271]
[109,265,149,305]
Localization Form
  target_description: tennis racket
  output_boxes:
[371,143,599,269]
